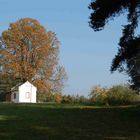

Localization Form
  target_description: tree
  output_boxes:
[0,18,67,100]
[89,0,140,90]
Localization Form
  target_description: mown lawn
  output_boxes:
[0,103,140,140]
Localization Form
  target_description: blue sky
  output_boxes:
[0,0,129,96]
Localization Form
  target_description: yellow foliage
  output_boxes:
[0,18,67,100]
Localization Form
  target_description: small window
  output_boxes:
[26,92,30,99]
[14,93,16,99]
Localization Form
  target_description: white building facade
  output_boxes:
[11,81,37,103]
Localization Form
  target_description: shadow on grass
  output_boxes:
[0,103,140,140]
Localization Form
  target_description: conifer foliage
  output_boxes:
[89,0,140,90]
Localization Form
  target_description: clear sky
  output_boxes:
[0,0,129,96]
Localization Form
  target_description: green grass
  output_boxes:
[0,103,140,140]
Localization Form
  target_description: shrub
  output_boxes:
[61,95,73,103]
[38,92,63,103]
[89,85,140,105]
[53,93,63,103]
[61,94,89,104]
[89,85,108,105]
[107,85,139,105]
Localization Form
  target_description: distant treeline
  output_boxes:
[42,84,140,106]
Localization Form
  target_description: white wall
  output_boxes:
[11,81,37,103]
[19,82,37,103]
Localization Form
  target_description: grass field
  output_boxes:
[0,103,140,140]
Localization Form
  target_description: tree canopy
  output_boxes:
[89,0,140,90]
[0,18,67,99]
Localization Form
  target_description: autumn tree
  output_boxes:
[89,0,140,90]
[0,18,67,100]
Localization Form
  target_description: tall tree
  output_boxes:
[0,18,67,99]
[89,0,140,90]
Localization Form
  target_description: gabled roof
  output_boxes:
[11,82,23,92]
[19,81,36,89]
[11,81,36,92]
